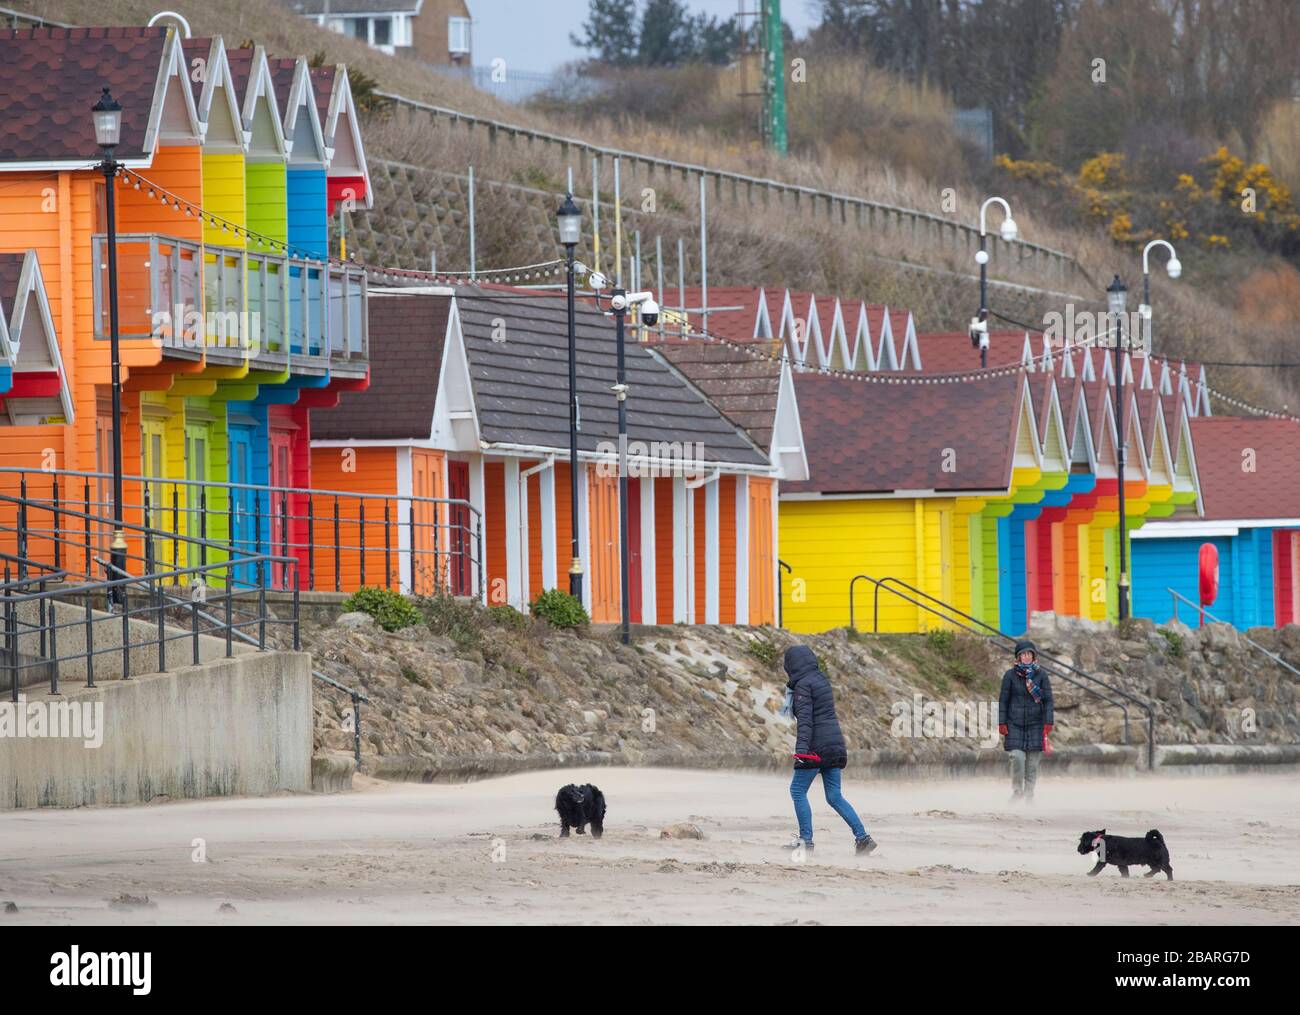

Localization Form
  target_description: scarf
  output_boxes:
[1016,662,1044,704]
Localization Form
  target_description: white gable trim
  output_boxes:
[771,359,809,482]
[3,251,75,424]
[284,57,328,166]
[430,299,480,451]
[240,46,288,161]
[149,29,203,150]
[325,64,373,207]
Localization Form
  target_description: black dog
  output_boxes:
[1077,828,1173,880]
[555,783,606,839]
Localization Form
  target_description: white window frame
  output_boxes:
[448,15,471,56]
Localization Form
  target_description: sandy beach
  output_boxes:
[1,769,1297,925]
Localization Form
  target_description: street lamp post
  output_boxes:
[556,194,584,602]
[92,87,128,596]
[610,289,631,646]
[1107,274,1131,622]
[1140,239,1181,352]
[973,196,1018,368]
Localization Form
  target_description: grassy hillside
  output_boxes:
[20,0,1300,411]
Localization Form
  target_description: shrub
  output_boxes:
[488,604,529,631]
[746,634,781,667]
[340,587,421,632]
[530,589,589,629]
[1158,628,1185,659]
[417,593,484,650]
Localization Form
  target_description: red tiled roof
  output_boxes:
[269,57,299,115]
[0,26,170,164]
[1189,416,1300,520]
[915,330,1023,373]
[783,371,1023,495]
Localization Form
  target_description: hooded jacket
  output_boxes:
[998,657,1054,753]
[784,645,848,769]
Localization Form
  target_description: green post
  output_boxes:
[763,0,788,155]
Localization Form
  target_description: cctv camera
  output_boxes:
[610,292,628,312]
[587,271,608,291]
[1000,218,1019,242]
[639,297,659,327]
[1166,258,1181,279]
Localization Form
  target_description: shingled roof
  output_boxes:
[455,288,769,467]
[783,371,1026,495]
[0,27,173,165]
[311,291,449,440]
[646,338,782,453]
[1187,417,1300,520]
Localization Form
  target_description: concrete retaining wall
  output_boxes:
[0,649,313,809]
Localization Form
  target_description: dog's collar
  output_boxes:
[1091,834,1104,848]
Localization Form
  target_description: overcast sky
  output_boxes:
[471,0,821,74]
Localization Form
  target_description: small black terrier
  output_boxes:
[1077,828,1173,880]
[555,783,606,839]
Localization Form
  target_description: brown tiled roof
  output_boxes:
[0,252,24,318]
[0,27,169,164]
[647,339,782,452]
[180,38,210,107]
[225,47,256,103]
[311,292,449,440]
[310,65,336,131]
[783,371,1023,495]
[269,57,299,114]
[1189,416,1300,520]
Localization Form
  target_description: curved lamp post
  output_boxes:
[973,196,1018,367]
[1139,239,1181,353]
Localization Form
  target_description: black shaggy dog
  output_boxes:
[555,783,606,839]
[1078,828,1173,880]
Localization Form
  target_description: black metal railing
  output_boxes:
[0,467,484,599]
[848,573,1157,768]
[1167,587,1300,679]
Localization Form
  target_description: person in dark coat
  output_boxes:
[782,645,877,855]
[998,639,1054,802]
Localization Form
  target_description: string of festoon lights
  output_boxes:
[116,164,1300,420]
[116,166,564,286]
[991,301,1300,424]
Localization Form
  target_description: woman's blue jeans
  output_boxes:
[790,766,867,843]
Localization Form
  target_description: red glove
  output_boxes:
[793,752,822,763]
[998,724,1008,736]
[1044,724,1054,735]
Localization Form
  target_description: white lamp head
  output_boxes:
[1166,257,1181,279]
[975,249,990,265]
[999,217,1019,243]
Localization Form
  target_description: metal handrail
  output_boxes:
[1167,587,1300,679]
[1,466,486,598]
[848,572,1157,768]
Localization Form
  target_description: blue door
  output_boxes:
[228,426,258,588]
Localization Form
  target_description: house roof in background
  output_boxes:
[286,0,424,13]
[646,338,782,453]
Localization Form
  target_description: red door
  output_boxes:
[448,460,471,595]
[626,478,642,623]
[269,431,293,588]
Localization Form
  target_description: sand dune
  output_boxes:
[1,769,1297,925]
